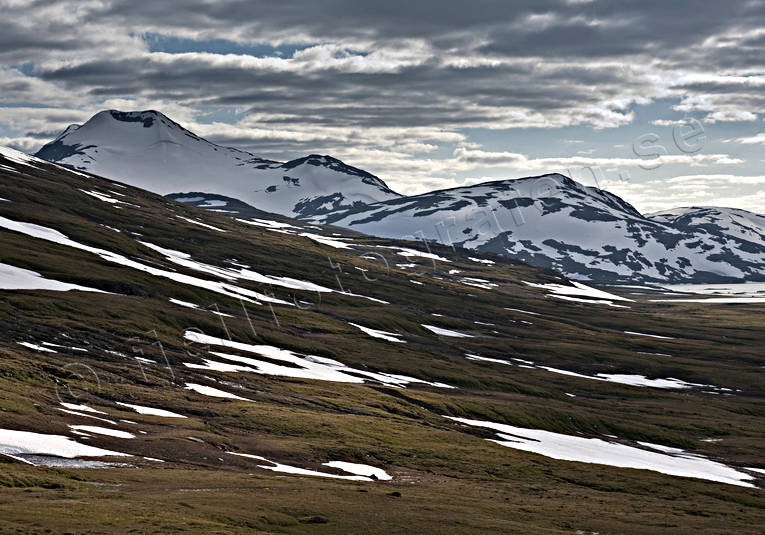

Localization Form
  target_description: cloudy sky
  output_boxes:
[2,0,765,213]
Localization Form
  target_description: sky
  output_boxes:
[1,0,765,214]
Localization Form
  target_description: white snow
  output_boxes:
[324,177,765,284]
[184,383,253,401]
[662,282,765,297]
[551,294,630,308]
[348,322,405,343]
[228,452,386,481]
[524,281,632,308]
[298,232,353,249]
[0,215,295,306]
[17,341,56,352]
[381,246,451,262]
[0,262,106,293]
[238,218,301,230]
[199,199,227,208]
[624,331,675,340]
[504,308,540,316]
[57,409,117,425]
[594,374,708,389]
[142,241,361,299]
[33,113,400,221]
[465,354,513,365]
[539,365,712,390]
[446,417,755,488]
[79,189,138,207]
[526,281,632,301]
[184,331,452,389]
[68,426,135,439]
[0,428,130,458]
[462,356,716,391]
[169,298,200,309]
[460,277,498,289]
[0,145,41,168]
[323,461,392,481]
[468,257,495,265]
[176,215,227,232]
[42,342,87,352]
[60,403,107,414]
[651,297,765,304]
[421,324,474,338]
[115,402,187,418]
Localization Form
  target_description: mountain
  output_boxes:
[321,174,765,284]
[33,111,765,284]
[34,110,401,219]
[649,206,765,246]
[1,144,765,532]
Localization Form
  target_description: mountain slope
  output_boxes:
[1,145,764,533]
[33,111,765,284]
[649,206,765,249]
[35,110,401,219]
[322,174,765,283]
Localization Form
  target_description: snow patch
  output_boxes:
[446,417,755,488]
[115,402,187,418]
[0,428,130,459]
[0,262,106,293]
[421,324,474,338]
[68,426,135,439]
[348,322,405,343]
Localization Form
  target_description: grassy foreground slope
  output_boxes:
[0,150,763,534]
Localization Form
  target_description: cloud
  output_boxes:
[734,133,765,145]
[665,174,765,185]
[1,0,765,211]
[452,147,743,170]
[599,173,765,214]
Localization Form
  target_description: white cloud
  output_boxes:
[452,147,743,170]
[734,132,765,145]
[704,110,758,123]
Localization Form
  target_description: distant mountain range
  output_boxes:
[322,177,765,283]
[34,110,765,283]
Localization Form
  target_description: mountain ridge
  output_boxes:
[321,174,765,283]
[34,109,401,219]
[31,110,765,284]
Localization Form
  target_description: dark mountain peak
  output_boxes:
[99,109,183,130]
[281,154,372,176]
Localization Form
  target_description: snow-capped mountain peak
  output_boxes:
[34,110,400,219]
[321,174,765,283]
[32,110,764,284]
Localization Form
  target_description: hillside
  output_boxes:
[1,145,764,533]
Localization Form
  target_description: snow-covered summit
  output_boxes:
[31,110,765,284]
[321,175,765,283]
[35,110,401,219]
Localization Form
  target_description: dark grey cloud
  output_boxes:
[4,0,765,125]
[1,0,765,211]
